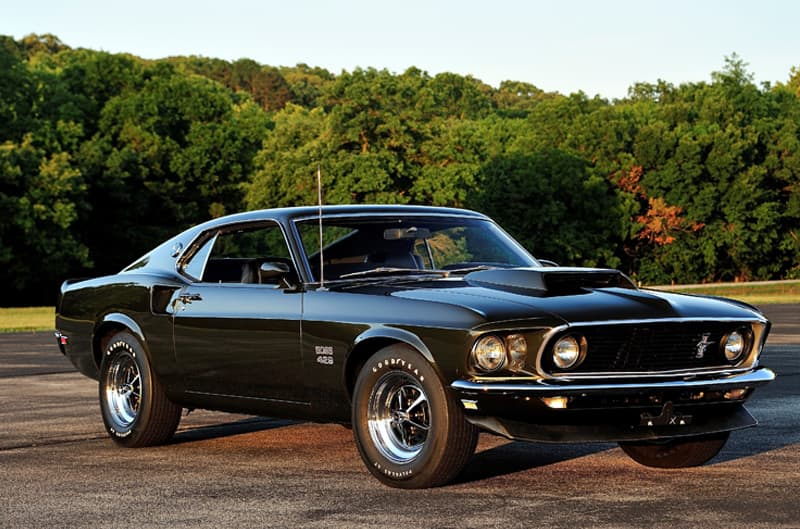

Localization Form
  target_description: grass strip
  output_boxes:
[0,306,55,333]
[648,280,800,305]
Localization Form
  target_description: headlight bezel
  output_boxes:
[506,333,528,370]
[470,333,529,373]
[551,334,588,371]
[471,334,508,372]
[721,328,753,364]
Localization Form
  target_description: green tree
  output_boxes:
[492,80,546,118]
[3,34,800,304]
[0,136,89,303]
[79,70,271,273]
[171,56,293,111]
[280,63,335,108]
[474,149,621,267]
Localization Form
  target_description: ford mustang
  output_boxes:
[55,205,775,488]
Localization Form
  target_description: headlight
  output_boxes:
[553,335,586,370]
[506,334,528,370]
[471,335,507,372]
[722,330,748,363]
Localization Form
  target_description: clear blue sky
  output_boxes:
[4,0,799,99]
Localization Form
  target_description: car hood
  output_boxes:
[356,268,765,326]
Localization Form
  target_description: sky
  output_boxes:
[4,0,800,99]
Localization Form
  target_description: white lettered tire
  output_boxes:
[99,331,182,447]
[352,344,478,488]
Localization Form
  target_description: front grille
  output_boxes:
[543,321,747,375]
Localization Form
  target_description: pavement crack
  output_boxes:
[0,434,109,452]
[0,370,77,379]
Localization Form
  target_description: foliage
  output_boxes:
[474,149,622,267]
[78,69,272,274]
[0,39,90,302]
[1,34,799,304]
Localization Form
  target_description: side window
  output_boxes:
[183,222,294,284]
[211,225,290,261]
[182,234,217,280]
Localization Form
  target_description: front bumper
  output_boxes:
[451,367,775,396]
[451,367,775,443]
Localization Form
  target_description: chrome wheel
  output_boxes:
[103,350,141,430]
[99,332,181,447]
[353,344,479,487]
[367,371,430,463]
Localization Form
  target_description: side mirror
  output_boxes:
[259,261,291,283]
[538,259,559,268]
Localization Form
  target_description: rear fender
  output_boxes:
[92,313,147,368]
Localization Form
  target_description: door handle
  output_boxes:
[177,293,203,304]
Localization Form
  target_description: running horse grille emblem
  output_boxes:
[695,333,714,359]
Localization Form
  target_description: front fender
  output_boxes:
[353,325,435,365]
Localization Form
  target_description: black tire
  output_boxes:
[619,432,730,468]
[99,331,182,447]
[352,344,478,488]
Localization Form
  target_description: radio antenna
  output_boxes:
[316,164,327,291]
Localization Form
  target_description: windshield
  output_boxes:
[295,216,538,282]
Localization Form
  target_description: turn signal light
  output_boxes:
[542,396,569,409]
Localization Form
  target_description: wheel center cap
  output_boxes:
[393,410,409,421]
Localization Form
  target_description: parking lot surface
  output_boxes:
[1,305,798,528]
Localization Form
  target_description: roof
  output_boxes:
[194,204,488,231]
[123,205,489,274]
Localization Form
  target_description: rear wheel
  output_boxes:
[619,432,730,468]
[99,331,181,447]
[352,344,478,488]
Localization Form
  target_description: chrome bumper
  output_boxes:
[451,367,776,396]
[451,367,775,443]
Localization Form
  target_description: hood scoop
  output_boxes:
[465,267,637,296]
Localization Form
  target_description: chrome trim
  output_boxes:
[451,367,776,396]
[185,390,311,406]
[291,211,487,223]
[534,317,768,380]
[471,335,508,373]
[540,366,755,380]
[175,218,304,285]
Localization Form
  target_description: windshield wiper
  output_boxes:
[441,265,497,275]
[338,264,501,280]
[338,267,449,279]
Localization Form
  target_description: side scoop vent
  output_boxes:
[465,267,637,296]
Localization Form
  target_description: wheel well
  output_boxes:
[92,322,127,369]
[345,338,403,400]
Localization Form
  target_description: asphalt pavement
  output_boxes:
[0,305,797,528]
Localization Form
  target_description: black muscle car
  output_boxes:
[55,205,775,488]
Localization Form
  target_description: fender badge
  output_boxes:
[315,345,334,366]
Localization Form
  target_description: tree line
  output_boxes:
[1,33,799,305]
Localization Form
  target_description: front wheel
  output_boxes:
[352,345,478,488]
[619,432,730,468]
[99,331,182,447]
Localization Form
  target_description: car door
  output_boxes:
[171,221,305,404]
